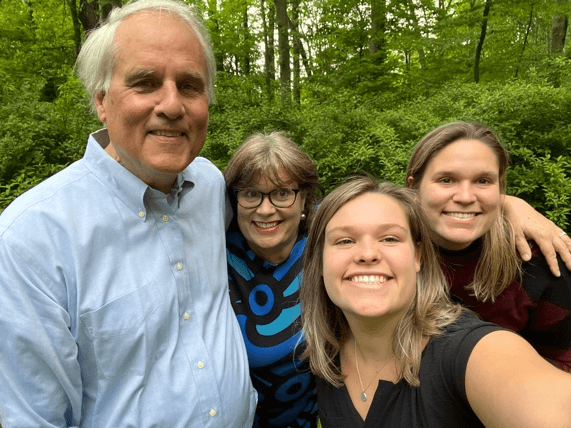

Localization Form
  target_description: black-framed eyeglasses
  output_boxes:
[233,188,300,209]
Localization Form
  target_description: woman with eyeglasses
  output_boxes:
[224,132,321,427]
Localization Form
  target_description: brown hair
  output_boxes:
[300,177,462,387]
[406,121,521,301]
[224,132,321,235]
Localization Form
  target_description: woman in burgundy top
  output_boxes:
[406,121,571,371]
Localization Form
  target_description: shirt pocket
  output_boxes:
[80,281,168,380]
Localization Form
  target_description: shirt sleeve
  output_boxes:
[224,187,234,231]
[421,313,504,411]
[0,238,82,428]
[450,320,503,403]
[522,255,571,372]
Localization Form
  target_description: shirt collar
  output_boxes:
[82,129,194,219]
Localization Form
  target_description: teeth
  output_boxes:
[350,275,388,284]
[152,130,183,137]
[446,212,476,219]
[254,221,279,229]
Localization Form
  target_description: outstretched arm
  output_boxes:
[504,195,571,276]
[466,330,571,428]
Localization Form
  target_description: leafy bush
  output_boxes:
[509,150,571,227]
[0,74,99,212]
[1,72,570,230]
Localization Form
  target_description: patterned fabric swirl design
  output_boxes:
[227,231,317,427]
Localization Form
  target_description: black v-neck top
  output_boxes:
[317,312,502,427]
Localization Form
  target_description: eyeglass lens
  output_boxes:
[237,189,297,208]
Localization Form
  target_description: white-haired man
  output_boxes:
[0,1,255,426]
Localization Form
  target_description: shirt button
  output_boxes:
[138,211,145,218]
[197,361,204,369]
[176,263,183,271]
[183,312,190,320]
[162,214,170,222]
[209,409,217,417]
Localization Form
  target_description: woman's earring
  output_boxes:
[301,213,307,221]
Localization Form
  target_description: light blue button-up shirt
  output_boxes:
[0,130,256,428]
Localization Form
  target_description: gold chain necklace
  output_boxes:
[354,339,393,402]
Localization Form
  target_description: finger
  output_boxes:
[514,233,532,262]
[564,234,571,252]
[554,234,571,271]
[537,239,561,277]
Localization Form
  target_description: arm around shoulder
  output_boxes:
[466,330,571,428]
[503,195,571,275]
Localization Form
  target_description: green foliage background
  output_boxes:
[0,0,570,229]
[204,70,571,227]
[2,64,571,227]
[0,2,570,425]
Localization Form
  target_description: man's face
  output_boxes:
[95,11,209,193]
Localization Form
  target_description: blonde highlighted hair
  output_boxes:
[300,177,462,387]
[406,121,521,302]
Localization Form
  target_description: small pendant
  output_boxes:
[360,391,367,402]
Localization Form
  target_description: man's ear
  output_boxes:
[95,91,107,123]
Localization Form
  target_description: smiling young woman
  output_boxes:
[300,177,571,427]
[406,121,571,371]
[415,139,502,251]
[322,192,421,325]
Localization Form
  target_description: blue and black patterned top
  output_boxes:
[227,230,317,428]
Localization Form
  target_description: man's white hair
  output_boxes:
[76,0,216,113]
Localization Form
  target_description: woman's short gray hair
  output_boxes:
[76,0,216,113]
[224,132,321,236]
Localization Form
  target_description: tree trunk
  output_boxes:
[99,0,121,21]
[291,0,300,104]
[515,4,534,78]
[78,0,99,33]
[474,0,491,83]
[406,0,426,69]
[66,0,82,56]
[417,48,426,69]
[288,15,312,77]
[243,5,250,74]
[275,0,290,104]
[550,1,568,54]
[369,0,387,64]
[261,0,272,95]
[208,0,225,72]
[268,0,276,82]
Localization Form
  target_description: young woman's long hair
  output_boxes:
[406,121,521,302]
[300,177,462,387]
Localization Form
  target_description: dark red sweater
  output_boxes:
[440,241,571,372]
